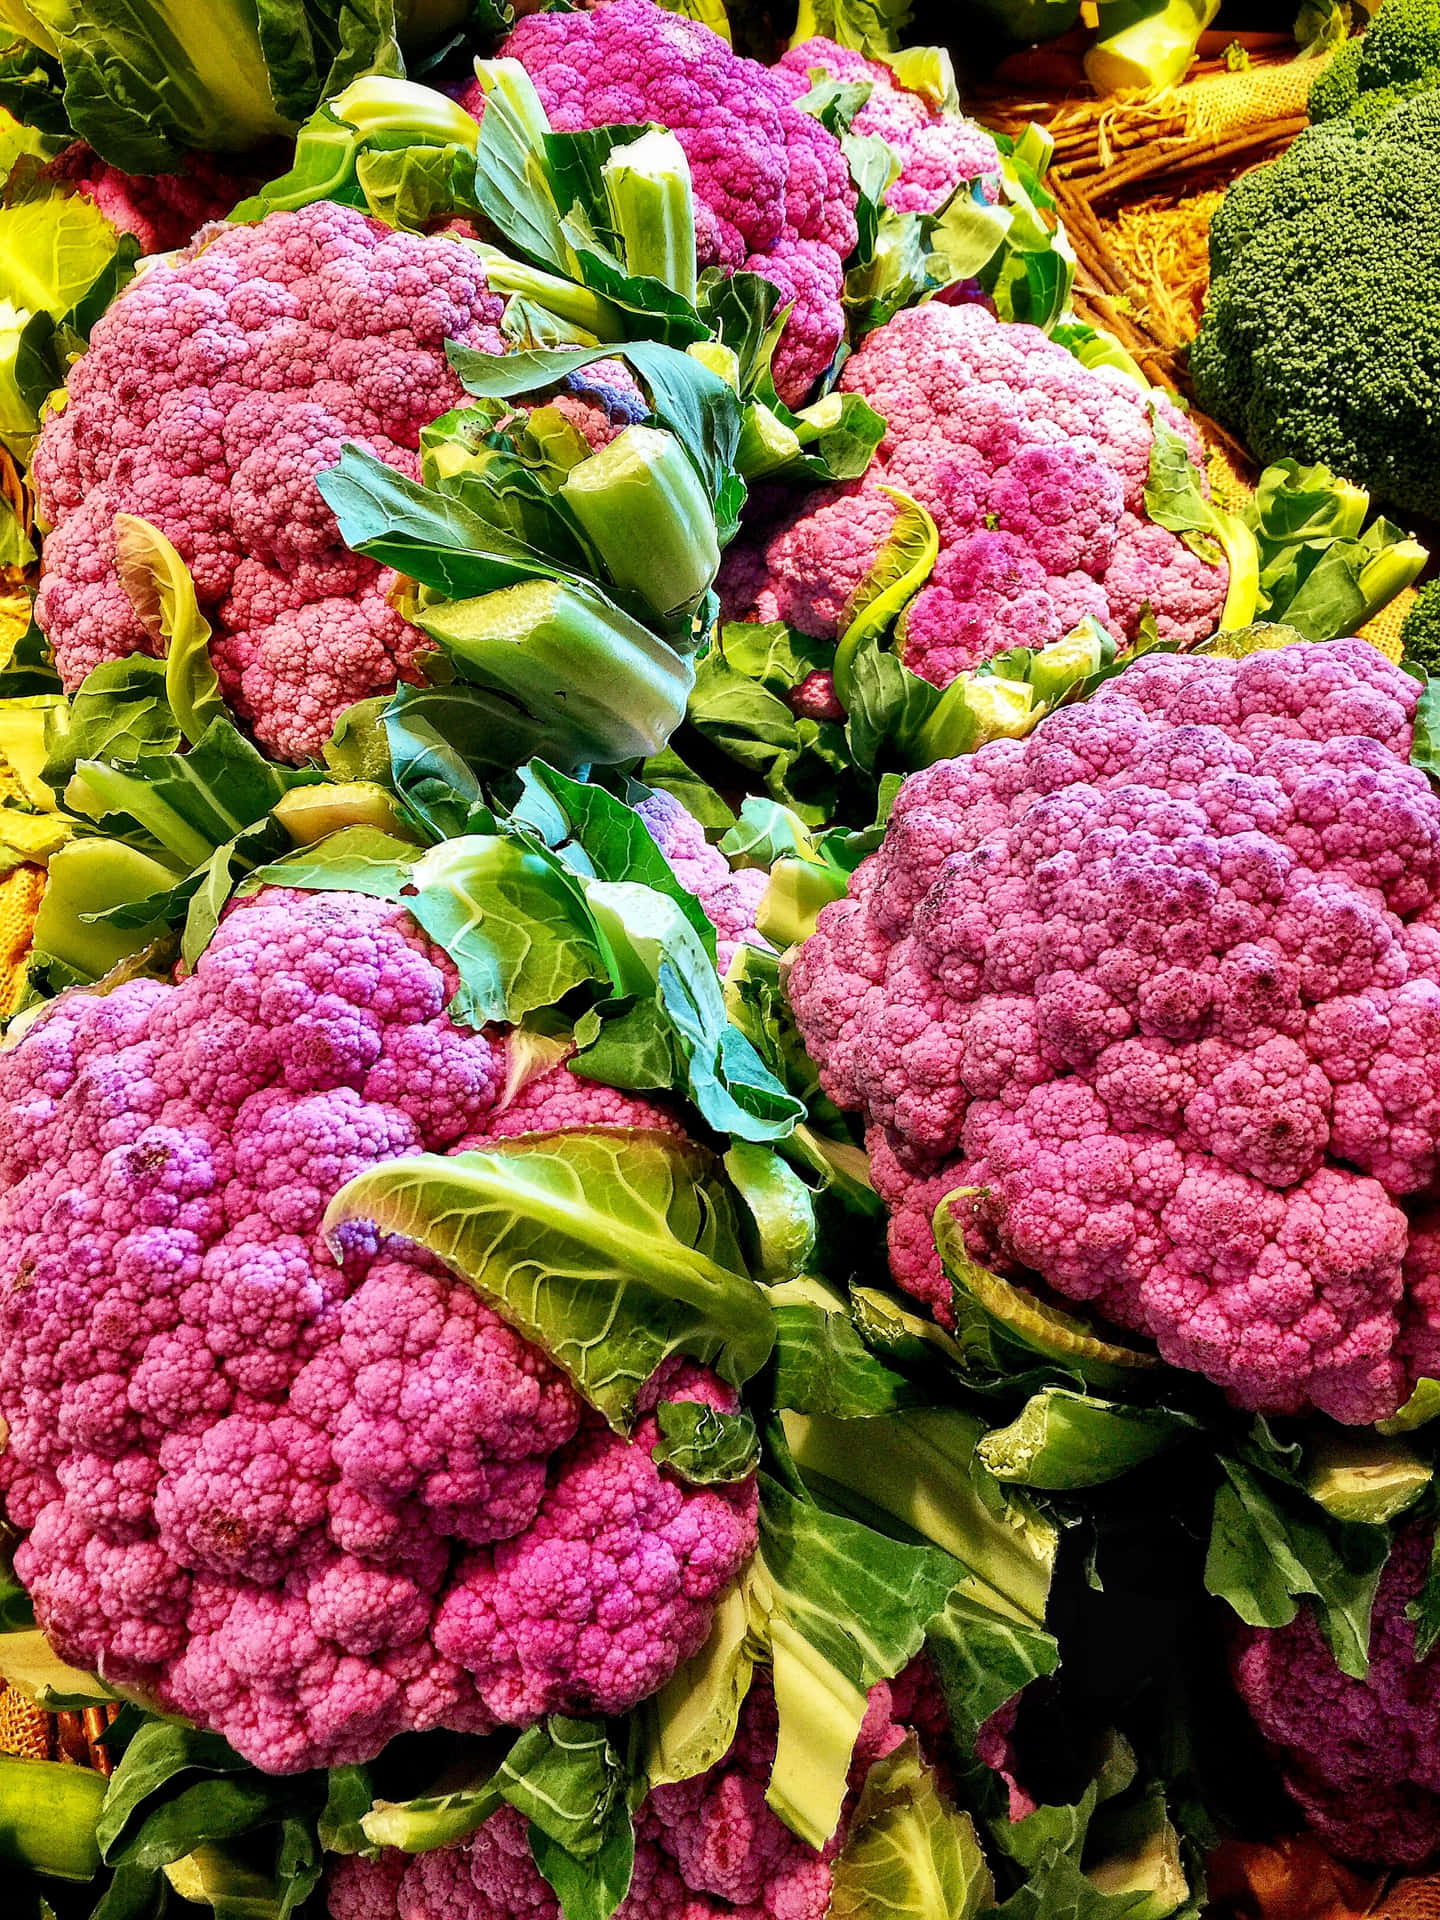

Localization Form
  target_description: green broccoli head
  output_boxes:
[1192,98,1440,522]
[1402,579,1440,673]
[1307,0,1440,122]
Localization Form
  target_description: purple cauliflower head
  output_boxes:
[490,0,1002,225]
[719,302,1229,684]
[775,40,1001,216]
[326,1661,950,1920]
[1232,1526,1440,1865]
[32,201,509,765]
[0,885,757,1773]
[468,0,860,407]
[788,639,1440,1424]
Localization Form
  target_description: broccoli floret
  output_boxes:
[1308,0,1440,122]
[1191,98,1440,522]
[1402,579,1440,673]
[1306,35,1364,119]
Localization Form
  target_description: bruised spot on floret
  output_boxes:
[790,641,1440,1422]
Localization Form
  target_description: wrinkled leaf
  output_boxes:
[827,1734,994,1920]
[324,1130,774,1429]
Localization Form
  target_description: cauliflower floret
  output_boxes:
[0,886,758,1774]
[788,641,1440,1423]
[719,303,1229,685]
[636,787,772,976]
[40,144,259,254]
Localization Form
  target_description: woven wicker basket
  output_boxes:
[983,40,1317,354]
[0,1683,120,1773]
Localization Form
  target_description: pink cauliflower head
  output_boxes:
[775,40,1002,216]
[31,201,509,764]
[467,0,860,406]
[1232,1526,1440,1865]
[719,302,1229,685]
[326,1661,950,1920]
[0,885,758,1773]
[787,640,1440,1424]
[39,145,262,256]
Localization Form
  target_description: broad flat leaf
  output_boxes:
[445,344,607,400]
[240,825,416,902]
[781,1407,1056,1629]
[449,338,742,511]
[323,1130,775,1428]
[924,1591,1059,1748]
[723,1142,816,1283]
[361,1780,503,1854]
[789,0,912,53]
[0,1627,111,1707]
[577,878,804,1142]
[827,1734,994,1920]
[1408,1522,1440,1662]
[87,1861,165,1920]
[935,1201,1159,1394]
[495,1719,626,1857]
[531,1813,635,1920]
[405,834,606,1025]
[767,1281,921,1419]
[642,1583,754,1792]
[1379,1377,1440,1435]
[112,515,224,750]
[842,636,940,775]
[832,488,939,702]
[0,492,33,566]
[380,694,490,843]
[0,193,119,323]
[316,1767,373,1856]
[42,657,180,789]
[318,444,555,598]
[513,760,716,954]
[77,715,321,863]
[468,64,573,273]
[110,1779,302,1872]
[180,820,291,969]
[97,1721,254,1862]
[686,647,806,783]
[1205,1458,1390,1678]
[753,1475,961,1848]
[1412,676,1440,786]
[245,828,604,1029]
[977,1390,1195,1490]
